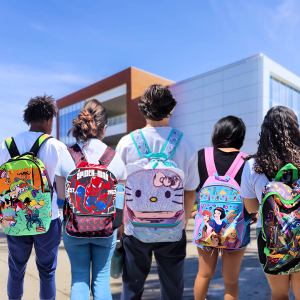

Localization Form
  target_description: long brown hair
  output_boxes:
[68,99,107,147]
[246,106,300,178]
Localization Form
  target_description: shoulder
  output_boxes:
[198,148,204,157]
[46,138,67,152]
[117,134,134,149]
[178,133,198,157]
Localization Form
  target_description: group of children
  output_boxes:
[0,84,300,300]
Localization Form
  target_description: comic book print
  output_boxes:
[124,169,184,243]
[0,156,51,236]
[65,166,117,215]
[262,180,300,275]
[194,184,243,249]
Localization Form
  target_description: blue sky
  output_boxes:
[0,0,300,141]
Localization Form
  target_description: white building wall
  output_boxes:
[169,54,264,154]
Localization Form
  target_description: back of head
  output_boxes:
[138,84,177,121]
[69,99,107,146]
[23,94,57,125]
[211,116,246,149]
[248,106,300,178]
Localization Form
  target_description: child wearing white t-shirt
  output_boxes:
[240,106,300,299]
[116,84,199,300]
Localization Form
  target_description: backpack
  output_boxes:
[124,129,185,243]
[193,147,250,249]
[64,144,121,238]
[0,134,53,236]
[259,163,300,275]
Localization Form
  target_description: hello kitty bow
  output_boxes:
[153,171,180,190]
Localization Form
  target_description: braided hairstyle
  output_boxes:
[246,106,300,178]
[68,99,107,147]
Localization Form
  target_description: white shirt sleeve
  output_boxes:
[55,149,76,179]
[116,136,128,165]
[240,160,257,199]
[108,152,127,181]
[184,151,200,191]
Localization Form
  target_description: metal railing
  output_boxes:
[107,114,127,126]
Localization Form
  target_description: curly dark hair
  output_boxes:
[246,106,300,178]
[138,84,177,121]
[23,94,57,125]
[68,99,107,147]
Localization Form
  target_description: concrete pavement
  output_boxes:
[0,220,296,300]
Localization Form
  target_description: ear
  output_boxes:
[102,125,107,139]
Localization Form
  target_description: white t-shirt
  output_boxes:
[0,131,66,220]
[116,126,199,191]
[55,138,127,184]
[240,158,269,228]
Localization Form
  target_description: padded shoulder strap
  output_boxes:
[204,147,217,176]
[67,144,87,167]
[99,146,115,167]
[225,152,247,178]
[161,129,183,159]
[30,134,53,157]
[5,137,20,158]
[130,129,151,159]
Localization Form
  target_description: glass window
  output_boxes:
[293,89,298,111]
[280,82,286,105]
[273,79,280,104]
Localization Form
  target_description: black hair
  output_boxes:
[211,116,246,149]
[138,84,177,121]
[23,94,57,125]
[214,207,226,219]
[246,106,300,178]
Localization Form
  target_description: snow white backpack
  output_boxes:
[124,129,185,243]
[259,164,300,275]
[64,144,122,238]
[0,134,53,236]
[193,147,250,249]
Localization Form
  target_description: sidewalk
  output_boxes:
[0,220,296,300]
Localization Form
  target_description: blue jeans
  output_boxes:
[6,218,62,300]
[63,222,117,300]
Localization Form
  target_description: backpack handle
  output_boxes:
[275,163,298,182]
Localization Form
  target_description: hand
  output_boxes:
[250,213,259,225]
[190,211,197,219]
[117,224,124,240]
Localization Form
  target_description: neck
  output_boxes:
[29,124,45,134]
[218,147,239,152]
[145,118,170,128]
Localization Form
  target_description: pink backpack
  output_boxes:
[193,147,250,249]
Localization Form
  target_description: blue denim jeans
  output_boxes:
[6,218,62,300]
[63,222,117,300]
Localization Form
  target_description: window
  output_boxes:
[269,77,300,116]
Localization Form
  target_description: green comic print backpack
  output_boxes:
[259,164,300,275]
[0,134,53,236]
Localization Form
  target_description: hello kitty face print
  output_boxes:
[125,169,184,212]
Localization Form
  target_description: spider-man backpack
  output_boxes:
[63,144,121,238]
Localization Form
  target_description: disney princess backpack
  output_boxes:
[63,144,123,238]
[259,164,300,275]
[124,129,185,243]
[193,147,250,249]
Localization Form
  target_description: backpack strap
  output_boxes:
[204,147,217,176]
[161,129,183,159]
[99,146,115,167]
[5,137,20,158]
[225,152,247,178]
[30,134,53,157]
[130,129,151,159]
[67,144,87,167]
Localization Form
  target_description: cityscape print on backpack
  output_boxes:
[261,175,300,275]
[0,155,52,236]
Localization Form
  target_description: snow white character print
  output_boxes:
[209,207,233,234]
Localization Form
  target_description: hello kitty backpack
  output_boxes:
[124,129,185,243]
[193,147,251,249]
